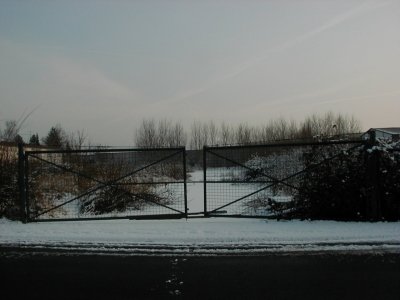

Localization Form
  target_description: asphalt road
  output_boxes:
[1,251,399,299]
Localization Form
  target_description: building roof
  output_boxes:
[367,128,400,135]
[0,141,52,150]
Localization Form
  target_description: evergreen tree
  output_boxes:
[13,134,24,144]
[42,125,65,148]
[29,133,40,146]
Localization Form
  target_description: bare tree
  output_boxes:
[347,115,362,133]
[135,112,361,149]
[135,119,187,148]
[200,123,209,146]
[0,108,38,143]
[168,122,186,147]
[260,121,275,142]
[157,119,170,147]
[220,122,234,145]
[208,121,218,146]
[189,121,202,150]
[235,123,252,145]
[0,120,20,142]
[66,129,88,150]
[275,118,288,140]
[287,119,298,140]
[189,121,218,149]
[299,112,362,139]
[135,119,157,148]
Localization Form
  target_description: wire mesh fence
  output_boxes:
[24,147,187,221]
[17,139,400,222]
[204,140,366,218]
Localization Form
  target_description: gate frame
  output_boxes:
[19,146,188,222]
[203,139,365,218]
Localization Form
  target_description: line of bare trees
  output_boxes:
[134,112,362,149]
[134,119,187,148]
[1,111,362,151]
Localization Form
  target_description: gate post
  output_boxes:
[183,148,188,219]
[18,143,27,223]
[203,146,208,217]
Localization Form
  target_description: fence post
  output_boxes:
[182,148,188,219]
[203,146,208,217]
[17,143,27,223]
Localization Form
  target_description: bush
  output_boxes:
[290,140,400,221]
[240,140,400,221]
[0,145,20,220]
[291,145,368,220]
[79,162,175,215]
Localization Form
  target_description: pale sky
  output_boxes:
[1,0,399,146]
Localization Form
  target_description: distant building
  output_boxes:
[0,142,54,162]
[362,128,400,142]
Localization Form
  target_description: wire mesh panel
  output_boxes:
[204,140,364,218]
[25,147,187,221]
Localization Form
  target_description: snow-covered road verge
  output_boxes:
[1,218,399,255]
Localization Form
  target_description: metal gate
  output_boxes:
[203,140,364,218]
[22,147,187,222]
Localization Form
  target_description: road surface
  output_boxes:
[1,250,399,299]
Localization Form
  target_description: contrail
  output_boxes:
[269,0,392,54]
[16,105,41,132]
[159,0,393,106]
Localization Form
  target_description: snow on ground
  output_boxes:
[186,170,204,213]
[1,169,399,255]
[1,217,399,255]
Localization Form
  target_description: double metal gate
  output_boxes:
[203,140,365,218]
[20,139,389,222]
[21,147,187,222]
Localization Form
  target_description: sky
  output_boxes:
[0,0,399,146]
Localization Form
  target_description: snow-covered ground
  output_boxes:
[1,169,399,255]
[186,170,204,213]
[1,217,399,255]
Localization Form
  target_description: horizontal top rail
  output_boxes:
[204,139,364,150]
[25,146,185,155]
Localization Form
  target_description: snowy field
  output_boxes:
[1,217,399,255]
[186,170,205,213]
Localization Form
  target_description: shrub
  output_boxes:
[290,140,400,221]
[78,161,175,215]
[0,145,20,220]
[291,145,368,220]
[241,140,400,221]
